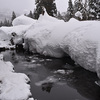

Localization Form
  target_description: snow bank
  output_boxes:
[0,15,37,46]
[12,15,36,26]
[24,14,100,79]
[0,24,31,46]
[0,54,33,100]
[61,21,97,71]
[24,18,79,58]
[24,12,64,57]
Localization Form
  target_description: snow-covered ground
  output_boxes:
[0,54,34,100]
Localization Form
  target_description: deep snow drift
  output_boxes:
[0,54,34,100]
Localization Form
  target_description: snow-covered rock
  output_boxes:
[0,54,33,100]
[12,15,36,26]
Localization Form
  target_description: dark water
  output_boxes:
[1,50,100,100]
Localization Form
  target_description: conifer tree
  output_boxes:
[44,0,57,17]
[28,11,33,18]
[95,0,100,19]
[33,0,57,19]
[11,11,16,21]
[74,0,83,12]
[67,0,74,18]
[0,21,3,27]
[33,0,44,19]
[4,18,8,26]
[88,0,97,20]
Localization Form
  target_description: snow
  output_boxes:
[0,15,34,45]
[23,12,100,79]
[0,54,34,100]
[24,12,64,57]
[1,25,30,36]
[0,29,11,48]
[35,76,58,86]
[1,0,100,99]
[0,25,30,47]
[12,15,36,26]
[54,70,66,74]
[1,4,100,80]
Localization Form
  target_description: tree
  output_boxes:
[28,11,33,18]
[4,18,8,26]
[43,0,57,17]
[67,0,74,19]
[95,0,100,19]
[33,0,57,19]
[33,0,44,19]
[74,0,83,12]
[88,0,97,20]
[73,0,89,20]
[11,11,16,21]
[0,21,3,27]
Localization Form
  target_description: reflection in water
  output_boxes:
[65,68,100,100]
[1,50,100,100]
[42,83,53,93]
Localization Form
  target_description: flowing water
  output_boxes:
[1,50,100,100]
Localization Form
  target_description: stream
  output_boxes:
[1,50,100,100]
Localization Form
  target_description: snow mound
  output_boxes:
[0,25,31,46]
[24,15,100,79]
[61,21,100,78]
[12,15,36,26]
[24,18,79,57]
[0,54,33,100]
[24,12,64,57]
